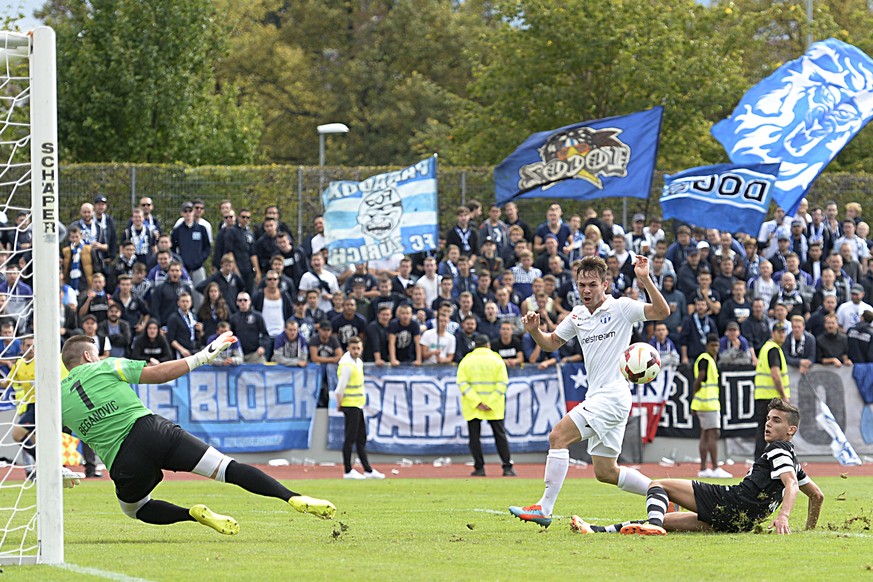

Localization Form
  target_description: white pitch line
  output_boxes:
[472,508,619,521]
[51,562,152,582]
[810,530,873,539]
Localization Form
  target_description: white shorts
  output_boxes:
[567,392,630,459]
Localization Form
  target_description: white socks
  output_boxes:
[537,449,569,516]
[617,466,652,496]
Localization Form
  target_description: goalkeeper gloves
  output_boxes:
[184,331,237,372]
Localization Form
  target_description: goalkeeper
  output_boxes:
[60,332,335,535]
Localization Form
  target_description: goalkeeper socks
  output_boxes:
[617,466,653,496]
[537,449,569,516]
[646,485,669,528]
[224,461,299,502]
[136,500,195,525]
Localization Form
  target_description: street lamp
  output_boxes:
[317,123,349,209]
[318,123,349,168]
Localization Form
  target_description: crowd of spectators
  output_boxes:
[1,195,872,393]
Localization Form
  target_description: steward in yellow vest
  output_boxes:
[456,335,515,477]
[692,334,731,478]
[335,337,384,480]
[753,321,789,459]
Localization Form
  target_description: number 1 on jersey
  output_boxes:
[72,380,95,410]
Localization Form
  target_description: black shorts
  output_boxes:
[16,403,35,428]
[110,414,209,503]
[692,481,768,533]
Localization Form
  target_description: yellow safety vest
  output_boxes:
[337,354,365,408]
[755,340,790,400]
[456,347,509,421]
[691,352,720,412]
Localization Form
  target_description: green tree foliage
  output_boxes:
[38,0,262,164]
[217,0,493,166]
[432,0,750,171]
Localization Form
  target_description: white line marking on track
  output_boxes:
[51,563,151,581]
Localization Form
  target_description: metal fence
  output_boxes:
[58,164,873,241]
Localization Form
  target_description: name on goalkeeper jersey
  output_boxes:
[580,331,616,344]
[78,400,119,436]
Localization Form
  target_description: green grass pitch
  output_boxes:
[5,476,873,581]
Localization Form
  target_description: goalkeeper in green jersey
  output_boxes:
[60,331,335,535]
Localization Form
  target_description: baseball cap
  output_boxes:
[726,321,740,331]
[791,219,804,226]
[473,333,490,348]
[697,241,710,250]
[94,195,108,203]
[181,201,194,211]
[772,321,787,332]
[852,284,865,294]
[482,236,495,245]
[633,213,645,223]
[544,233,559,242]
[687,246,699,255]
[777,232,790,241]
[81,314,97,324]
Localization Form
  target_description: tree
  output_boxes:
[217,0,492,166]
[39,0,262,164]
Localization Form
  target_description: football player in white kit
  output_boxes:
[510,254,669,528]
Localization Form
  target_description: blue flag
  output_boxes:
[660,163,780,234]
[712,38,873,215]
[494,107,662,206]
[322,156,438,265]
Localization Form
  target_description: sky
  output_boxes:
[1,0,43,32]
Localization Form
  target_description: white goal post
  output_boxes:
[0,26,61,566]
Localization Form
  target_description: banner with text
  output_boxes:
[322,156,439,265]
[131,364,320,453]
[326,364,566,455]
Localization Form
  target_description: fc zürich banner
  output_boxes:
[660,163,779,235]
[712,38,873,216]
[322,156,439,265]
[326,364,566,455]
[131,364,321,453]
[494,107,662,206]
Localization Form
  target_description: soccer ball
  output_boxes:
[620,342,661,384]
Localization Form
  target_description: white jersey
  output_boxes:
[555,296,647,398]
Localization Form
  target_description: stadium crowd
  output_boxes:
[2,195,872,404]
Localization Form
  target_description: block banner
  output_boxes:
[654,364,873,456]
[326,364,566,455]
[130,364,320,453]
[712,38,873,215]
[322,156,438,265]
[494,107,662,206]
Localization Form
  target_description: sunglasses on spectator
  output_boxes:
[182,208,193,213]
[140,202,152,207]
[237,298,250,303]
[266,276,278,281]
[194,206,204,210]
[224,215,235,220]
[240,215,250,219]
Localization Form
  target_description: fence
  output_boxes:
[59,164,873,242]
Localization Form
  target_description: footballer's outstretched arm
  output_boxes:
[139,332,236,384]
[771,470,800,534]
[521,311,567,353]
[634,256,670,321]
[800,480,824,530]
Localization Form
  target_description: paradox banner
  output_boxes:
[326,364,566,455]
[131,364,321,452]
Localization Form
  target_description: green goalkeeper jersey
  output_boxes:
[61,357,150,471]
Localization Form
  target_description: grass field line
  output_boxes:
[52,562,151,581]
[810,530,873,539]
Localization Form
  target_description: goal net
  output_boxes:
[0,27,62,565]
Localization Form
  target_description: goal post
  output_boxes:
[31,26,62,566]
[0,26,61,566]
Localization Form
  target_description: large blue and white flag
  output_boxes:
[494,107,662,206]
[322,156,438,265]
[660,163,780,234]
[712,38,873,216]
